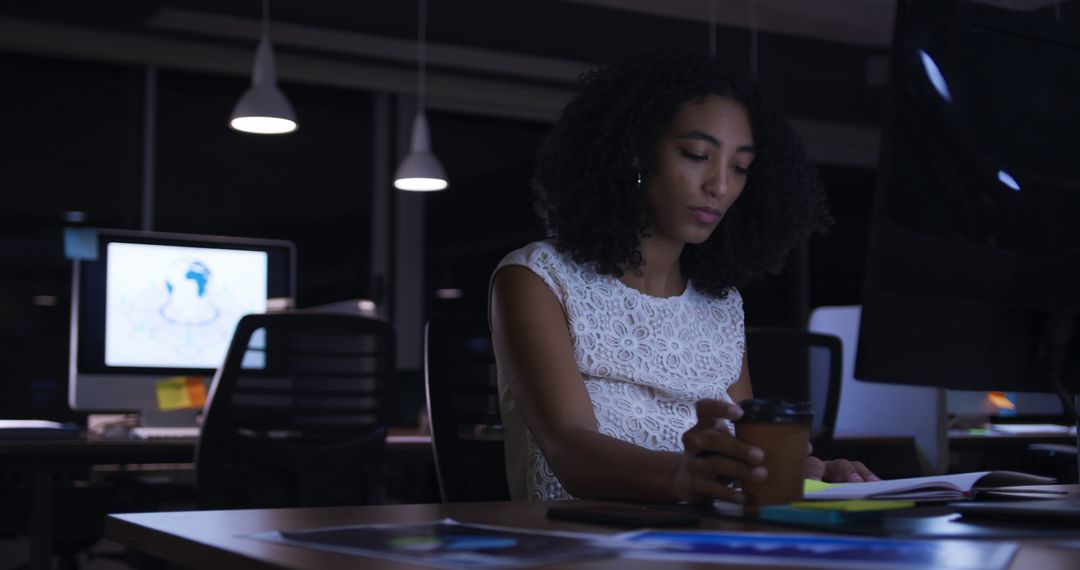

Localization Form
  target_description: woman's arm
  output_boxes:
[728,345,753,402]
[491,266,763,503]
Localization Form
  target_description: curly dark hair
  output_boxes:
[532,50,831,298]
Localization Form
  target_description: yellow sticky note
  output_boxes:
[155,376,207,411]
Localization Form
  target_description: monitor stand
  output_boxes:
[69,372,208,427]
[1074,395,1080,480]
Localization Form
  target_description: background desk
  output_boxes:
[829,431,1079,481]
[107,499,1080,570]
[1,437,196,570]
[949,430,1078,480]
[1,428,433,570]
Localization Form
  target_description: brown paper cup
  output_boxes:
[736,421,810,512]
[733,399,812,513]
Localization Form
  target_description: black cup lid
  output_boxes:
[736,398,813,424]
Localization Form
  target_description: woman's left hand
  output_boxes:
[804,456,880,483]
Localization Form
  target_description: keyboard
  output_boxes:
[130,426,201,440]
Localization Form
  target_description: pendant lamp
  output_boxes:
[230,0,297,135]
[394,0,447,191]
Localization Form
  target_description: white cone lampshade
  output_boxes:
[230,35,297,135]
[394,112,447,191]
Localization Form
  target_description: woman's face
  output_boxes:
[642,95,755,246]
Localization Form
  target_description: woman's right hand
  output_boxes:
[674,399,767,504]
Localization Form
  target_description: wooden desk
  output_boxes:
[1,428,432,570]
[106,499,1080,569]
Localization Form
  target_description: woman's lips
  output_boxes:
[690,207,722,224]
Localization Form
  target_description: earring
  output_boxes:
[636,172,643,188]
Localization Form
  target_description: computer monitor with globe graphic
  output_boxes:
[69,229,295,426]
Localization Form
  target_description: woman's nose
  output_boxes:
[703,168,726,197]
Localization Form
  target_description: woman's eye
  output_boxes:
[734,164,751,175]
[680,150,707,162]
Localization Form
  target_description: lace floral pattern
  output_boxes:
[496,241,744,501]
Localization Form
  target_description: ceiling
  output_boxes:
[0,0,1075,158]
[570,0,1073,46]
[1,1,1075,85]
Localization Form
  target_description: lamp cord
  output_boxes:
[708,0,716,58]
[418,0,427,113]
[750,0,758,79]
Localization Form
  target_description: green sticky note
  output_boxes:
[804,478,842,494]
[790,500,915,512]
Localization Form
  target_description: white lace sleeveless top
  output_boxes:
[493,240,745,501]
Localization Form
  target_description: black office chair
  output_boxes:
[746,328,843,458]
[424,311,510,502]
[195,312,394,509]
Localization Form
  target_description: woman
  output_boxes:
[489,51,877,503]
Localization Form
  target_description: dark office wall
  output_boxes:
[810,165,877,309]
[423,110,549,317]
[740,165,877,328]
[0,51,144,227]
[0,52,144,419]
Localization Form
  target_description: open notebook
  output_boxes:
[804,471,1055,502]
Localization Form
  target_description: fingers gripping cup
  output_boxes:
[735,399,812,513]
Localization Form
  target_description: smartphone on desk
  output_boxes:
[546,504,701,528]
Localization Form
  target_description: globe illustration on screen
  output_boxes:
[159,259,220,325]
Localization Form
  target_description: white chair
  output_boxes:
[809,305,948,475]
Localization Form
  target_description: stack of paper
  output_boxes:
[0,419,80,439]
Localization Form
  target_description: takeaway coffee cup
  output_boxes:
[734,398,812,513]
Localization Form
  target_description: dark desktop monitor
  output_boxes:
[69,229,295,426]
[855,0,1080,405]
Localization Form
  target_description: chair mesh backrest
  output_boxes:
[196,312,394,509]
[424,312,509,502]
[746,328,842,446]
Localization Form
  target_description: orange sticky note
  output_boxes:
[155,376,207,411]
